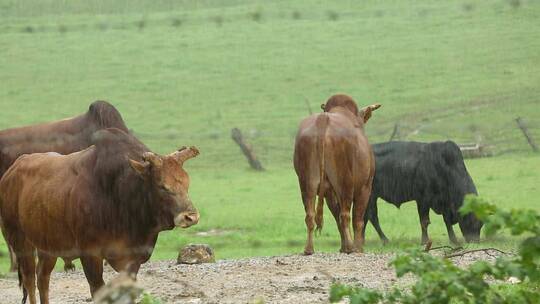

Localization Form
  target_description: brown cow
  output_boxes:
[293,94,380,254]
[0,128,200,304]
[0,100,128,272]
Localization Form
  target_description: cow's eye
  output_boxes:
[160,185,171,193]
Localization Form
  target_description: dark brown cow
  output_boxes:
[0,128,200,304]
[0,100,128,271]
[294,94,380,254]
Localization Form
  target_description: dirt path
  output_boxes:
[0,252,496,303]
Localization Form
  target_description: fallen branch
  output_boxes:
[515,117,539,152]
[303,95,313,115]
[317,268,335,281]
[444,248,513,259]
[388,123,399,141]
[427,245,463,252]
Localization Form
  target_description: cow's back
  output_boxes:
[371,141,425,204]
[325,112,373,189]
[0,100,128,178]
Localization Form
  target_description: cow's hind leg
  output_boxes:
[15,240,37,304]
[37,251,57,304]
[417,202,431,245]
[326,192,348,250]
[352,186,371,253]
[301,190,317,255]
[81,255,105,298]
[443,213,459,245]
[1,226,18,272]
[338,194,354,254]
[8,245,18,272]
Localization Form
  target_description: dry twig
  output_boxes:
[444,248,512,259]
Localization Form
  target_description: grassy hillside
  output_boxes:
[0,0,539,273]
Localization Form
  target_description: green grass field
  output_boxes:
[0,0,539,274]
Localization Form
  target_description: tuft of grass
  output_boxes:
[326,10,339,21]
[136,19,146,31]
[140,293,163,304]
[96,22,108,31]
[508,0,521,9]
[22,25,33,33]
[249,10,262,22]
[463,3,475,12]
[171,17,182,27]
[211,15,223,26]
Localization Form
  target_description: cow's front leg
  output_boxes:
[81,255,105,298]
[417,202,431,245]
[443,214,459,245]
[127,261,142,279]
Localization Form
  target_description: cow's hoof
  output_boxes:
[303,250,314,256]
[382,239,390,246]
[339,248,354,254]
[450,239,461,246]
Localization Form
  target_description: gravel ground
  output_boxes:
[0,251,501,304]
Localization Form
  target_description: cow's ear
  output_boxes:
[129,159,149,176]
[359,104,381,123]
[142,152,163,168]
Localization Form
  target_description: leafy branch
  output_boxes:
[330,196,540,304]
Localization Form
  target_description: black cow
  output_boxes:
[362,140,482,244]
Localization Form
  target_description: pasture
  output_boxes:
[0,0,539,286]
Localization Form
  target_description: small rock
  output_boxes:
[507,277,521,284]
[178,244,216,264]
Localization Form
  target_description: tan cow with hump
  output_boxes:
[294,94,380,254]
[0,128,200,304]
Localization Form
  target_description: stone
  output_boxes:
[178,244,216,264]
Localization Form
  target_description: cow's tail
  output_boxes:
[315,113,329,235]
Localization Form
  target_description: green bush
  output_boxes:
[139,293,163,304]
[330,196,540,304]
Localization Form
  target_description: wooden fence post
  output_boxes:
[303,95,313,115]
[231,128,264,170]
[515,117,539,152]
[388,123,399,141]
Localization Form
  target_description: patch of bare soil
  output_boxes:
[0,252,500,304]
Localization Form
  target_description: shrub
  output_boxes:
[140,293,163,304]
[330,196,540,304]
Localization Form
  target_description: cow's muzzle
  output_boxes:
[174,211,200,228]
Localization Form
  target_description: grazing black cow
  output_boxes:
[362,140,482,244]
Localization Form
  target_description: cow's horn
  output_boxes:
[370,104,381,111]
[174,146,200,164]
